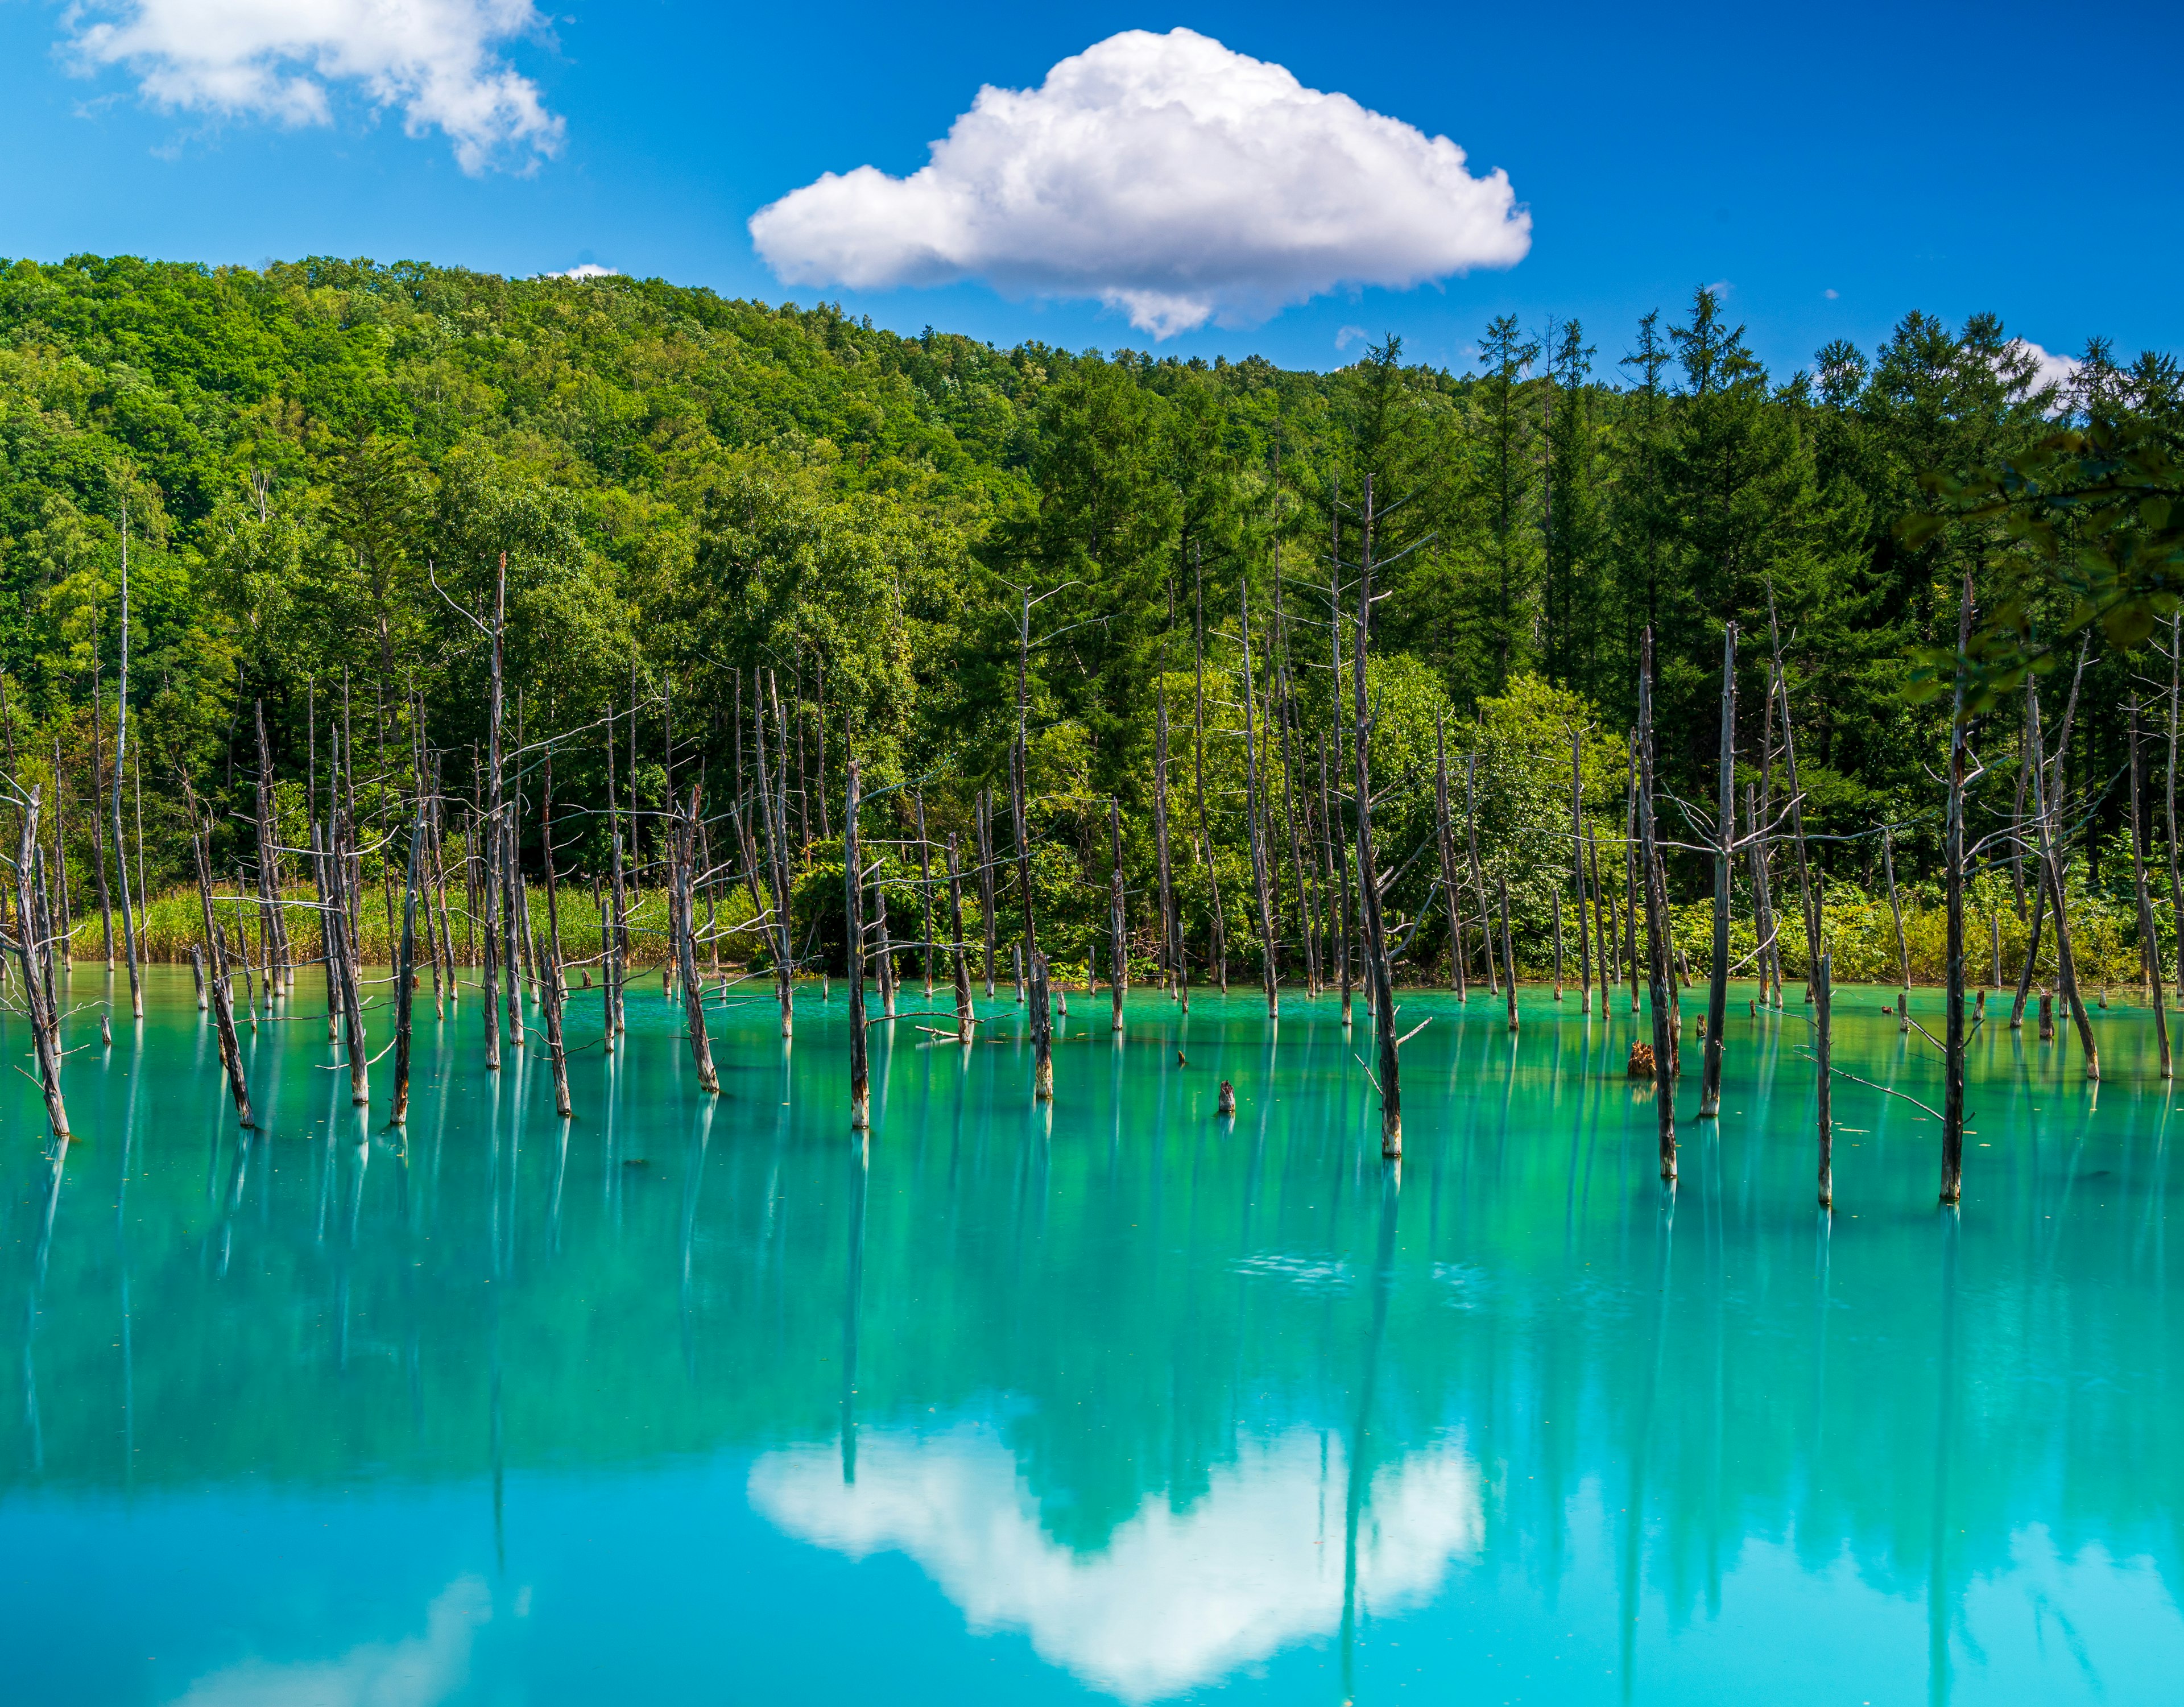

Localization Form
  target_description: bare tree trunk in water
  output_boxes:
[2129,699,2173,1078]
[846,756,868,1129]
[1239,580,1279,1018]
[1436,716,1466,1001]
[1637,630,1676,1183]
[1108,799,1128,1031]
[1350,477,1401,1160]
[1700,622,1735,1118]
[1940,574,1975,1203]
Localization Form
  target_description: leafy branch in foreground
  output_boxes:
[1902,416,2184,713]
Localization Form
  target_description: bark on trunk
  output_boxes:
[1701,622,1735,1119]
[1637,630,1676,1183]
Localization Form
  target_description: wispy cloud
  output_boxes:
[543,262,617,279]
[749,28,1531,338]
[168,1576,491,1706]
[61,0,564,173]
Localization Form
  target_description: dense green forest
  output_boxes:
[0,251,2175,981]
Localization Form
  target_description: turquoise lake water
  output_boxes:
[2,967,2179,1704]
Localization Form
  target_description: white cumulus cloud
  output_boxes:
[748,28,1531,338]
[543,262,617,279]
[62,0,564,173]
[2012,338,2081,403]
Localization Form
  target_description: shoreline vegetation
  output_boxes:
[54,873,2179,994]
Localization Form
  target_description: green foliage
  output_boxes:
[0,251,2171,987]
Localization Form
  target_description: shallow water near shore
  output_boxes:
[3,966,2180,1705]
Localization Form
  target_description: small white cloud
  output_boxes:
[1334,324,1369,352]
[1706,278,1733,299]
[1824,288,1839,300]
[2012,338,2080,400]
[543,263,617,279]
[61,0,565,174]
[748,28,1530,338]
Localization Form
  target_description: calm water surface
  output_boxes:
[3,968,2180,1705]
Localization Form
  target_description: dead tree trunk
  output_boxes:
[538,750,573,1119]
[1500,874,1519,1031]
[391,788,425,1126]
[2130,699,2173,1078]
[1815,952,1834,1210]
[1322,734,1348,1026]
[1272,573,1320,998]
[254,700,291,988]
[1940,574,1974,1203]
[1768,597,1821,992]
[89,629,113,966]
[914,790,937,997]
[755,679,794,1036]
[327,805,370,1105]
[2026,667,2099,1076]
[1240,581,1279,1018]
[1153,685,1180,997]
[1029,951,1054,1101]
[49,734,72,969]
[978,787,1000,1000]
[1192,549,1226,992]
[184,783,253,1129]
[1435,716,1467,1000]
[2168,614,2183,990]
[1883,823,1911,996]
[110,514,142,1019]
[1701,622,1736,1119]
[1637,630,1676,1183]
[846,756,869,1128]
[1465,751,1496,994]
[1108,798,1128,1031]
[10,789,69,1139]
[1350,477,1401,1160]
[673,789,720,1096]
[946,832,976,1045]
[1570,728,1591,1014]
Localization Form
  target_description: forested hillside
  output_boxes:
[0,251,2170,979]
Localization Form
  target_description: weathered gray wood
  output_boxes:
[1815,952,1834,1210]
[946,832,976,1045]
[1029,950,1054,1101]
[846,756,869,1128]
[1192,548,1225,992]
[537,749,574,1118]
[1435,715,1466,1000]
[1883,823,1910,994]
[2131,700,2173,1077]
[183,780,253,1129]
[1239,580,1279,1018]
[1108,797,1128,1031]
[1701,622,1735,1119]
[1570,727,1589,1013]
[1500,874,1519,1032]
[1940,573,1974,1205]
[10,788,69,1139]
[1350,476,1401,1160]
[1637,630,1676,1183]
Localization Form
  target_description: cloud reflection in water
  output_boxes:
[750,1423,1480,1701]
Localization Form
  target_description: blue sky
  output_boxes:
[3,1,2177,381]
